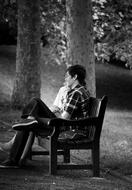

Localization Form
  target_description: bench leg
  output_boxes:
[64,149,70,163]
[49,139,57,175]
[92,146,100,177]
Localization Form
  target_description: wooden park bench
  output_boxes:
[20,95,108,177]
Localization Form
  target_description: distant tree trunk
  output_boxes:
[66,0,96,96]
[11,0,41,108]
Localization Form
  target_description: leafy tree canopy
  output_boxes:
[0,0,132,67]
[93,0,132,67]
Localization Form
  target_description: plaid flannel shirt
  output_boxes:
[64,84,90,119]
[59,84,91,141]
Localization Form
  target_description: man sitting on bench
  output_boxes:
[0,64,90,168]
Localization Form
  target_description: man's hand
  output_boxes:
[61,111,71,120]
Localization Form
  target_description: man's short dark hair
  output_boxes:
[66,65,86,86]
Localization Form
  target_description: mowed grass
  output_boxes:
[0,45,132,189]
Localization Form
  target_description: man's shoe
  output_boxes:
[0,159,19,169]
[12,119,38,131]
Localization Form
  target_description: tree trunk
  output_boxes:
[66,0,96,96]
[11,0,41,108]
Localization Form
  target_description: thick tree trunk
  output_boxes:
[11,0,41,108]
[66,0,96,96]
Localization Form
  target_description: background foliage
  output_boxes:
[93,0,132,68]
[0,0,132,68]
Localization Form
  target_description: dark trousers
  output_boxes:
[9,98,56,164]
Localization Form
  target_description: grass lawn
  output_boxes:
[0,45,132,189]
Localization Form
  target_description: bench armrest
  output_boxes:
[36,117,99,137]
[48,117,98,129]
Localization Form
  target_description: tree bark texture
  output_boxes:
[66,0,96,96]
[11,0,41,108]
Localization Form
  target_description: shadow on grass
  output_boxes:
[96,63,132,111]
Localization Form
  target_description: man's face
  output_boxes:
[64,72,75,88]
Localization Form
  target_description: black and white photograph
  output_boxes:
[0,0,131,189]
